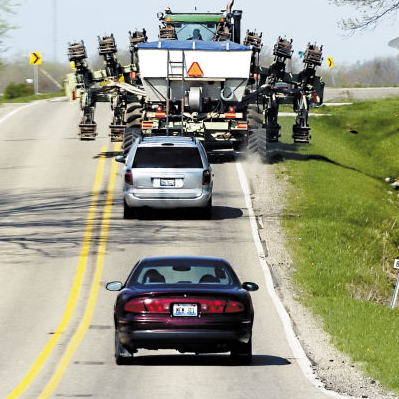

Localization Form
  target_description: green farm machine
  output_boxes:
[66,0,324,158]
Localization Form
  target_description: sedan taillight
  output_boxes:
[125,170,133,185]
[124,297,244,314]
[225,300,245,313]
[199,299,225,313]
[124,298,145,312]
[202,170,211,185]
[144,298,171,313]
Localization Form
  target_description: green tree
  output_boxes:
[330,0,399,31]
[4,82,34,99]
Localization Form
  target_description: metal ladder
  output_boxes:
[166,50,185,136]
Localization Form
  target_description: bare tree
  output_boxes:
[0,0,17,60]
[330,0,399,31]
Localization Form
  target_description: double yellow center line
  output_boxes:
[6,143,120,399]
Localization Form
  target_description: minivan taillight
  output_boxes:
[202,169,211,185]
[125,170,133,185]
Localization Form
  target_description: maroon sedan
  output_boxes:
[106,256,258,365]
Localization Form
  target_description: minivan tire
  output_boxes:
[200,197,212,219]
[123,200,136,219]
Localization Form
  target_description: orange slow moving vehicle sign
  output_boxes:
[187,62,204,77]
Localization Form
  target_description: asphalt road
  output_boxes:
[0,100,333,399]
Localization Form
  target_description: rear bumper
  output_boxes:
[117,328,251,352]
[124,189,212,209]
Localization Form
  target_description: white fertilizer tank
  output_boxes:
[138,40,252,103]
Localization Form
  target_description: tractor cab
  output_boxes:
[159,12,226,41]
[158,2,242,43]
[174,21,217,41]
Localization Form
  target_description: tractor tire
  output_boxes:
[123,127,141,157]
[124,102,143,156]
[247,130,258,154]
[126,103,142,113]
[247,105,263,155]
[126,113,141,125]
[247,104,263,128]
[257,129,268,163]
[125,102,143,128]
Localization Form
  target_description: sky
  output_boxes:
[3,0,399,67]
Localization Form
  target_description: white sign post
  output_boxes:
[33,65,39,95]
[390,258,399,309]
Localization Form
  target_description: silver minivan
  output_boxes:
[116,136,213,219]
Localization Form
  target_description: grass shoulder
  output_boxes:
[0,90,65,104]
[276,98,399,392]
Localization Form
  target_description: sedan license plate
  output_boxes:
[160,179,175,187]
[173,303,198,317]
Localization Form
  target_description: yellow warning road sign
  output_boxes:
[327,56,334,68]
[30,52,42,65]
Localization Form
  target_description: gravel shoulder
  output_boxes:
[242,153,398,399]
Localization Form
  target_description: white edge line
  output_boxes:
[235,162,353,399]
[0,103,36,126]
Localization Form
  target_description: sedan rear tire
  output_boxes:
[115,332,134,365]
[231,337,252,365]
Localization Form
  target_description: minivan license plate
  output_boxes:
[173,303,197,317]
[160,179,175,186]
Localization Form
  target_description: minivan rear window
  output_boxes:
[133,147,203,168]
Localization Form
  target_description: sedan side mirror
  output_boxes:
[115,155,125,164]
[242,282,259,292]
[106,281,123,291]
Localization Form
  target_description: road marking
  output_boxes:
[38,143,120,399]
[235,162,347,399]
[0,103,36,127]
[6,147,108,399]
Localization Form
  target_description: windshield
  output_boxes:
[174,22,217,41]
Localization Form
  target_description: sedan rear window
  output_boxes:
[133,147,203,168]
[130,264,234,286]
